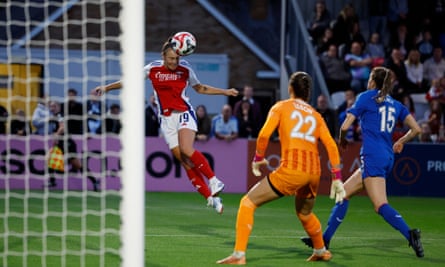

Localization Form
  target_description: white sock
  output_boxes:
[206,197,213,206]
[313,247,326,255]
[233,251,245,258]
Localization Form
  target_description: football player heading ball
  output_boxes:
[92,33,239,214]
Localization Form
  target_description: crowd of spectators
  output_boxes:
[309,0,445,143]
[0,88,122,137]
[144,84,266,143]
[2,1,444,144]
[1,77,442,144]
[0,84,268,143]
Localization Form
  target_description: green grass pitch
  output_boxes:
[1,191,444,267]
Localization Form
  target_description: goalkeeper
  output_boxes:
[217,71,345,265]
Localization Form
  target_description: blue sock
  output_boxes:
[323,199,349,243]
[378,203,410,240]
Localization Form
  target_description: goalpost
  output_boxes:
[0,1,145,266]
[120,1,145,267]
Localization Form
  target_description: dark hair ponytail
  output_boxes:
[289,71,312,102]
[371,67,393,103]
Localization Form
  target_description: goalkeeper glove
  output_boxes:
[251,154,269,177]
[330,168,346,203]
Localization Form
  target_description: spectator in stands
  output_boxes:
[61,88,83,135]
[402,94,416,118]
[393,94,416,141]
[387,0,408,42]
[389,23,414,58]
[233,85,263,133]
[385,47,409,100]
[426,75,445,121]
[307,0,331,45]
[211,104,238,142]
[0,104,8,134]
[416,29,434,62]
[368,0,389,46]
[405,49,426,94]
[345,41,372,93]
[429,0,445,50]
[332,3,359,46]
[316,27,335,55]
[426,76,445,102]
[235,99,259,139]
[195,104,211,141]
[316,94,338,138]
[105,103,122,134]
[427,99,443,135]
[366,32,386,68]
[319,44,351,94]
[31,97,47,135]
[145,94,160,137]
[417,121,433,143]
[10,109,30,136]
[336,88,356,115]
[423,46,445,88]
[32,96,59,135]
[86,96,103,134]
[346,21,367,52]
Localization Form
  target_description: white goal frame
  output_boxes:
[120,1,145,267]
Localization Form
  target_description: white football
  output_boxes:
[170,31,196,56]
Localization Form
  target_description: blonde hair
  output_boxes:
[406,49,420,66]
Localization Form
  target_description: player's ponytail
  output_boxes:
[289,71,312,102]
[371,67,393,103]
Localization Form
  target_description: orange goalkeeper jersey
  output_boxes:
[256,98,340,175]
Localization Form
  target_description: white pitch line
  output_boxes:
[145,234,444,241]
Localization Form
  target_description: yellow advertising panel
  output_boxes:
[0,63,43,132]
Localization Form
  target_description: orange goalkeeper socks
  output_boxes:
[298,212,324,249]
[234,195,257,252]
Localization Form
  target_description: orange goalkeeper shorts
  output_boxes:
[268,167,320,198]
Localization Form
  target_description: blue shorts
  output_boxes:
[360,154,394,179]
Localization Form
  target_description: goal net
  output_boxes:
[0,1,145,266]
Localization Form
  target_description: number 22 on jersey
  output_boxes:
[290,110,316,143]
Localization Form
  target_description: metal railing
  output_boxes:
[280,0,330,106]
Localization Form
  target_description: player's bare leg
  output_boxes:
[365,177,424,257]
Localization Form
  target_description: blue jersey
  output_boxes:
[348,89,410,158]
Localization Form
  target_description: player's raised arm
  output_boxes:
[91,80,123,96]
[192,84,239,97]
